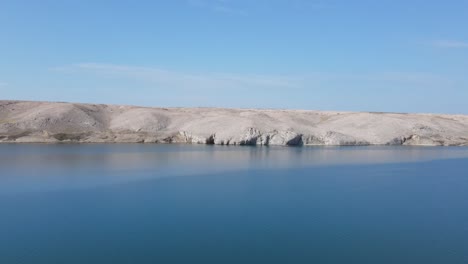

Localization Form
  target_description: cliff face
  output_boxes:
[1,100,467,146]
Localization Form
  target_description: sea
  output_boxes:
[1,144,467,263]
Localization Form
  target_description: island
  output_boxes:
[1,100,467,146]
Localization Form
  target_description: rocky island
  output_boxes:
[1,100,467,146]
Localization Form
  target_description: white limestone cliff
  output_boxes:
[1,100,467,146]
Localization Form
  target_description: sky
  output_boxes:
[1,0,467,114]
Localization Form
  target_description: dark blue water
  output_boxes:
[1,144,468,264]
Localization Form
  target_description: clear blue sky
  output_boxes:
[1,0,467,113]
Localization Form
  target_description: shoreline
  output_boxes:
[2,100,468,146]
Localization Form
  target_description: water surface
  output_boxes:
[1,144,468,263]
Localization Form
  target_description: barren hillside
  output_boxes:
[1,100,467,146]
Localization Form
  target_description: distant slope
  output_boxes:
[1,100,467,146]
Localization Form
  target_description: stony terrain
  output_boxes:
[1,100,467,146]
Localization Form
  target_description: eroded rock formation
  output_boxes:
[1,100,467,146]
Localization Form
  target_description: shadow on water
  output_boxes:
[1,144,468,193]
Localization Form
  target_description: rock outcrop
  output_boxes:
[1,100,467,146]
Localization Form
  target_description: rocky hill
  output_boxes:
[1,100,467,146]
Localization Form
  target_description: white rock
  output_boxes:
[1,100,468,146]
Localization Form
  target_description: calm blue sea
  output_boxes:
[1,144,468,264]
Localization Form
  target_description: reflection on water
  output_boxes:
[1,144,468,193]
[1,144,468,264]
